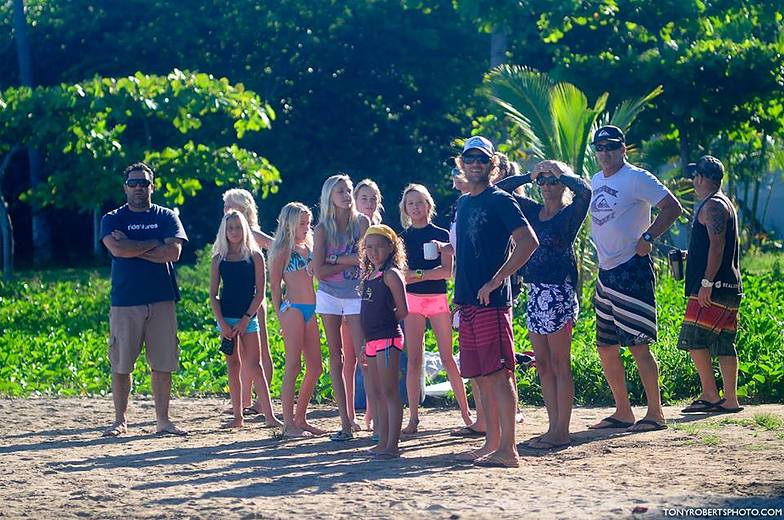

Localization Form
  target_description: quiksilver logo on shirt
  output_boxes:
[127,223,159,231]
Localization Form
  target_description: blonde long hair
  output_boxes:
[270,202,313,265]
[212,210,259,261]
[318,174,362,246]
[354,178,384,225]
[222,188,261,231]
[399,183,436,229]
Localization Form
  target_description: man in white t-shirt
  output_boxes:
[587,125,682,433]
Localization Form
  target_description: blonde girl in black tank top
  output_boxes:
[209,211,282,429]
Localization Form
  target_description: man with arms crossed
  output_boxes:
[679,155,743,414]
[101,162,188,437]
[453,136,539,467]
[588,126,682,432]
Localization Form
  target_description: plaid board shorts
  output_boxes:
[677,295,740,357]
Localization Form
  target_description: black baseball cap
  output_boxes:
[687,155,724,181]
[592,125,625,145]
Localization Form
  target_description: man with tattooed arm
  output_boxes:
[678,155,744,415]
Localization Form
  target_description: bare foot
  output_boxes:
[282,426,312,438]
[401,419,419,435]
[462,413,474,427]
[350,420,363,433]
[364,416,373,431]
[223,417,244,429]
[102,422,127,437]
[297,421,328,436]
[264,415,284,428]
[374,450,400,459]
[515,412,525,424]
[156,421,188,436]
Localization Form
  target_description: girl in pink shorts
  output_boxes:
[358,225,409,458]
[398,184,473,434]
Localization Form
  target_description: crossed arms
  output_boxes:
[102,230,183,263]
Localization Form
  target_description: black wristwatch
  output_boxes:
[641,232,653,243]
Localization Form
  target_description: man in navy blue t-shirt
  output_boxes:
[100,162,188,437]
[453,136,539,468]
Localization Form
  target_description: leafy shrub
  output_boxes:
[1,252,782,404]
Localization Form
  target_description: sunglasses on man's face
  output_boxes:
[461,154,490,165]
[125,178,152,188]
[592,142,623,152]
[536,176,561,186]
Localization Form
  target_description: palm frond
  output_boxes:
[609,85,663,132]
[486,65,557,159]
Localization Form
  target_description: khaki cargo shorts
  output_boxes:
[108,300,179,374]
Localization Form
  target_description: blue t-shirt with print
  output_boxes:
[454,186,528,307]
[100,204,188,306]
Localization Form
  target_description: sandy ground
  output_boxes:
[1,398,783,519]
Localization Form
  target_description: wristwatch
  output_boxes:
[415,269,424,280]
[641,232,653,243]
[328,254,338,265]
[700,279,714,288]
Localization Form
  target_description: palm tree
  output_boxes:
[486,64,662,177]
[485,65,663,292]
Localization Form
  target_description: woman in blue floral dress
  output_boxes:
[497,160,591,449]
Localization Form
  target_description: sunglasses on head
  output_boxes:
[461,154,491,165]
[125,178,152,188]
[592,141,623,152]
[536,176,561,186]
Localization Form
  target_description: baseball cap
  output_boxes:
[592,125,625,145]
[462,136,495,157]
[687,155,724,181]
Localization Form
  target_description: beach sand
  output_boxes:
[1,398,783,519]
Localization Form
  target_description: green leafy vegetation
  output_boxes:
[2,252,782,404]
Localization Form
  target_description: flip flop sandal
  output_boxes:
[712,405,745,414]
[681,398,726,413]
[525,440,571,451]
[450,426,486,438]
[588,417,634,429]
[473,454,520,468]
[628,419,667,432]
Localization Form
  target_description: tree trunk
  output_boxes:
[13,0,51,266]
[490,26,508,68]
[677,118,689,172]
[0,147,21,280]
[749,133,768,247]
[93,206,102,258]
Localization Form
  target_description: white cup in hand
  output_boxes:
[423,241,438,260]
